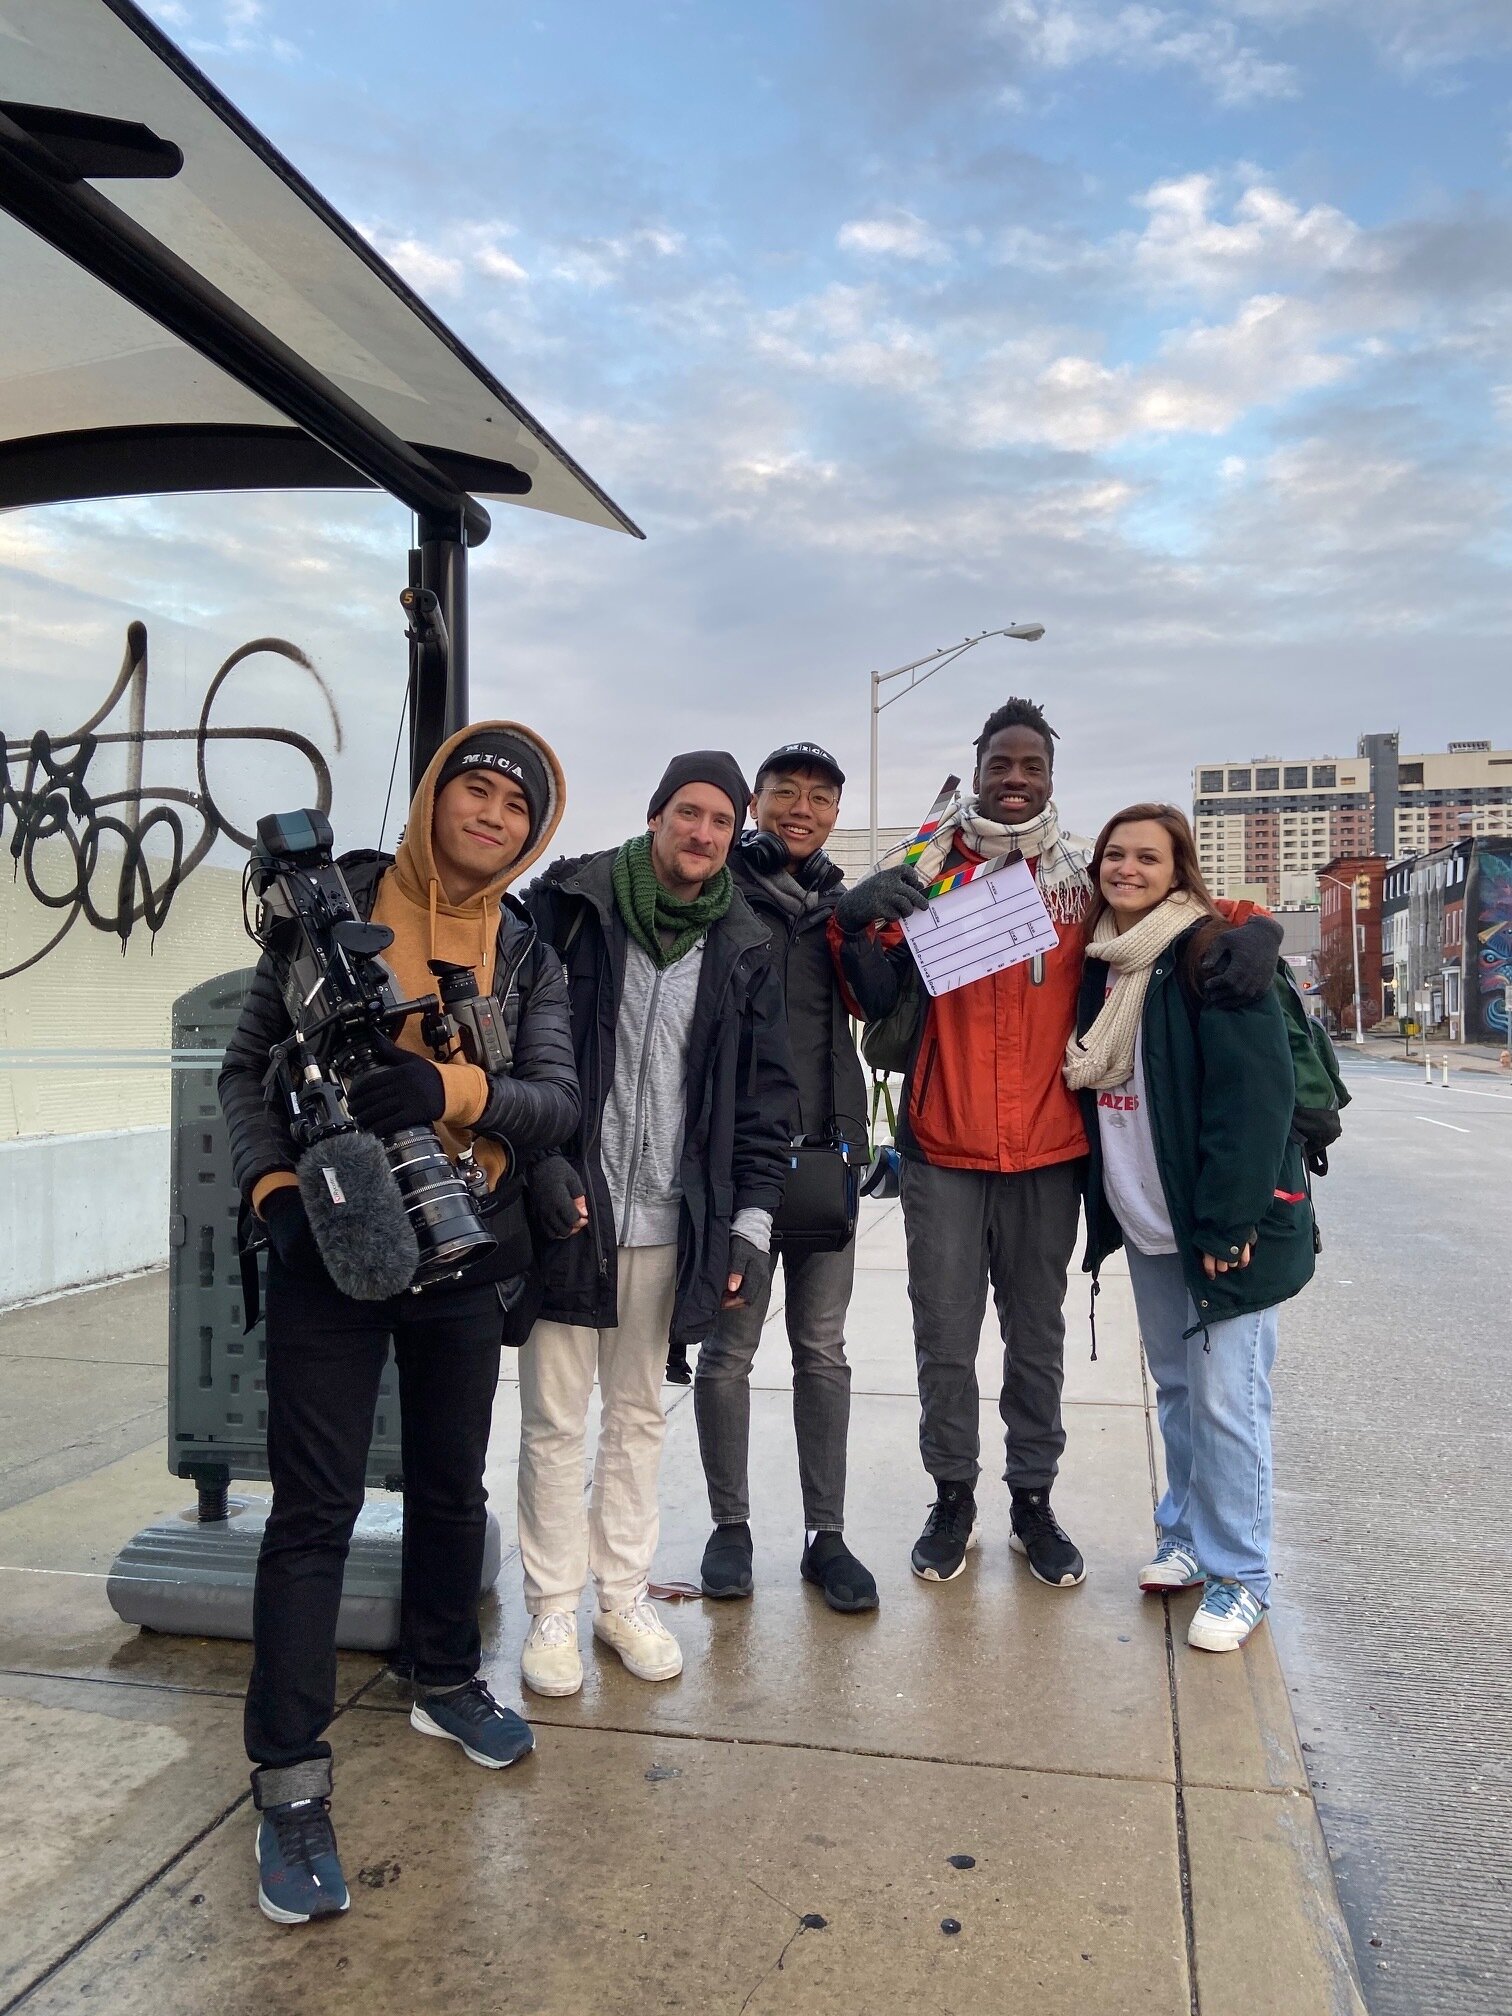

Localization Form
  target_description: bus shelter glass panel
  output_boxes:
[1,492,411,1487]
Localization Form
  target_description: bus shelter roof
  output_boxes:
[0,0,641,541]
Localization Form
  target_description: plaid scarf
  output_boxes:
[911,796,1093,926]
[611,831,732,968]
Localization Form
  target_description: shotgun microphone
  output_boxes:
[297,1132,420,1301]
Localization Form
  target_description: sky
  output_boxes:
[3,0,1511,860]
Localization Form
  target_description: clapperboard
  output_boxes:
[900,854,1059,997]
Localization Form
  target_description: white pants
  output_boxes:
[517,1243,677,1615]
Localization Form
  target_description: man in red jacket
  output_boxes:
[835,699,1280,1590]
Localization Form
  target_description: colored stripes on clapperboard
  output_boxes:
[900,775,1006,898]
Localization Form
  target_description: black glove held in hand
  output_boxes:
[1201,912,1284,1009]
[725,1234,773,1308]
[528,1154,588,1240]
[833,865,930,933]
[346,1033,446,1135]
[261,1185,325,1279]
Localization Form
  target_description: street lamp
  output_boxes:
[1319,871,1366,1047]
[868,624,1046,866]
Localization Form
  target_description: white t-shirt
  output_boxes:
[1095,990,1178,1256]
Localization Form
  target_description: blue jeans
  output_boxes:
[1123,1246,1278,1604]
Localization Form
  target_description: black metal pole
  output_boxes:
[407,513,470,791]
[0,109,491,545]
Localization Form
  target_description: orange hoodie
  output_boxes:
[252,720,565,1217]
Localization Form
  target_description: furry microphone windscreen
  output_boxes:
[298,1133,420,1300]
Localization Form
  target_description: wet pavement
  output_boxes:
[1270,1053,1512,2016]
[0,1203,1361,2015]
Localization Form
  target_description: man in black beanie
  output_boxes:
[515,754,798,1698]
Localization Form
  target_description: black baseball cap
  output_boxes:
[755,742,846,790]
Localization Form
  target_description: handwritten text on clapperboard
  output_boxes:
[900,855,1060,997]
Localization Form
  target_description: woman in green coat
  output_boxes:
[1064,804,1315,1653]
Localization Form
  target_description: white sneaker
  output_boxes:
[1187,1579,1266,1653]
[592,1596,684,1682]
[521,1610,583,1697]
[1138,1537,1204,1593]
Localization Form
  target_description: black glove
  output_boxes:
[261,1185,325,1279]
[528,1154,589,1240]
[1201,913,1284,1009]
[834,865,930,933]
[724,1234,773,1309]
[345,1033,446,1134]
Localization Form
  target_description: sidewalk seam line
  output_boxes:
[1141,1329,1201,2016]
[352,1705,1180,1789]
[0,1664,388,2012]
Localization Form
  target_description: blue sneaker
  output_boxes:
[411,1677,535,1768]
[1187,1578,1266,1653]
[1138,1537,1204,1593]
[255,1799,349,1924]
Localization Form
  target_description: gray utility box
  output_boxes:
[107,969,501,1649]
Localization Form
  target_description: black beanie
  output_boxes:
[437,729,553,849]
[646,750,750,826]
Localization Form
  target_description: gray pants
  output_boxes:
[900,1157,1082,1493]
[693,1239,856,1531]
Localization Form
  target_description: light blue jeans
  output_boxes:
[1123,1246,1278,1604]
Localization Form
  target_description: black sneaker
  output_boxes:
[1009,1488,1086,1587]
[700,1521,754,1599]
[801,1531,879,1613]
[910,1483,978,1582]
[411,1677,535,1768]
[254,1799,349,1925]
[665,1342,693,1385]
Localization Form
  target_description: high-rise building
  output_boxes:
[1192,737,1512,906]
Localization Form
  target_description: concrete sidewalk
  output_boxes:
[0,1203,1365,2016]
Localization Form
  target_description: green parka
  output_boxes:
[1076,923,1316,1331]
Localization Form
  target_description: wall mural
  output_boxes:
[1,622,340,980]
[1473,849,1512,1041]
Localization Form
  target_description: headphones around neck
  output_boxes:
[739,827,834,890]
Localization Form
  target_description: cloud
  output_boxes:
[1133,174,1378,294]
[754,284,941,391]
[158,0,301,61]
[550,227,687,289]
[355,219,530,296]
[1227,0,1512,74]
[837,212,950,262]
[963,293,1350,449]
[993,1,1298,103]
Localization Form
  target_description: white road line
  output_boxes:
[1415,1116,1471,1133]
[1359,1080,1512,1104]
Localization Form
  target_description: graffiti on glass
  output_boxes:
[1,621,340,979]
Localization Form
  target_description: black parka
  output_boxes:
[1077,923,1315,1329]
[729,847,869,1156]
[524,849,798,1346]
[219,852,579,1220]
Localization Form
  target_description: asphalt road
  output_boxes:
[1269,1052,1512,2016]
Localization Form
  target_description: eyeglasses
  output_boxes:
[763,781,839,810]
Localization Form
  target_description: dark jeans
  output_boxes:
[899,1157,1083,1493]
[244,1254,502,1773]
[693,1236,855,1531]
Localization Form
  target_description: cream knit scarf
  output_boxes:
[1062,891,1203,1092]
[910,796,1092,926]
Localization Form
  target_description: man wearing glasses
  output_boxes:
[693,744,879,1614]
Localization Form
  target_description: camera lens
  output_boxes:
[383,1127,496,1284]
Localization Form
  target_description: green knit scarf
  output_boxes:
[611,831,732,968]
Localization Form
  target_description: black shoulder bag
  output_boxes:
[769,984,865,1254]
